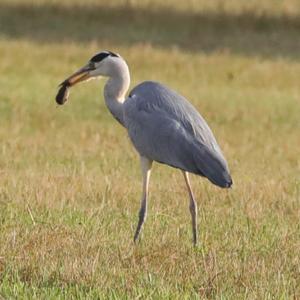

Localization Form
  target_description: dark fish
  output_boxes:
[56,83,70,105]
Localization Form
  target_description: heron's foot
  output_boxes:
[133,232,140,243]
[133,207,146,243]
[193,235,198,247]
[192,225,198,246]
[193,236,198,247]
[133,226,142,243]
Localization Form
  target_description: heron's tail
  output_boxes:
[193,143,233,188]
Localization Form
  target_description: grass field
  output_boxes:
[0,0,300,298]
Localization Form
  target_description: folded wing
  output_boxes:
[124,81,232,188]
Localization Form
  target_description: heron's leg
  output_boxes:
[134,156,153,243]
[182,171,198,246]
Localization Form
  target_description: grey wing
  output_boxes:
[124,81,232,188]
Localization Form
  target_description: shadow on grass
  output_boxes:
[1,2,300,59]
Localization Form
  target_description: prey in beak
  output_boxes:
[56,63,95,105]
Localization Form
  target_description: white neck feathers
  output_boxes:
[103,59,130,126]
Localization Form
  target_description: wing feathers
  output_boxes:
[125,81,232,188]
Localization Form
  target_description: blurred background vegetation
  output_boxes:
[1,0,300,58]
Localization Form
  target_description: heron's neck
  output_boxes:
[104,66,130,126]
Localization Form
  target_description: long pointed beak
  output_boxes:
[56,63,94,105]
[60,63,94,87]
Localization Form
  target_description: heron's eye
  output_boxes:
[89,62,96,70]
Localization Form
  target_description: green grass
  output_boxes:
[0,0,300,298]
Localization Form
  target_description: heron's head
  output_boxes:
[56,50,126,105]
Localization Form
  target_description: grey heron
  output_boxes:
[56,51,232,245]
